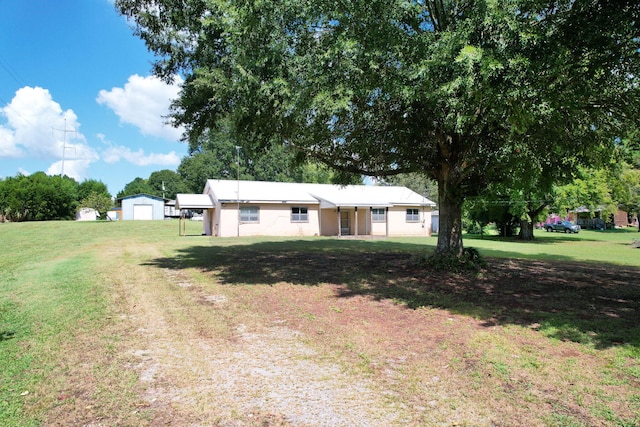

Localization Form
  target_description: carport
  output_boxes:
[175,194,216,235]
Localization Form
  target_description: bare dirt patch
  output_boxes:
[44,241,640,426]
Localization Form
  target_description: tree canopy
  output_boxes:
[77,179,113,219]
[116,0,640,255]
[0,173,79,221]
[177,129,360,192]
[117,177,155,199]
[148,169,192,199]
[78,179,111,202]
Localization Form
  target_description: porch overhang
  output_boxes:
[175,193,215,210]
[317,200,392,209]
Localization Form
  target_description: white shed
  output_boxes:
[76,207,98,221]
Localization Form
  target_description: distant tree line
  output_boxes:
[464,147,640,237]
[0,173,112,222]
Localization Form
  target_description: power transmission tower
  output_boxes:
[52,119,77,176]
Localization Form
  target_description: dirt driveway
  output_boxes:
[42,240,640,426]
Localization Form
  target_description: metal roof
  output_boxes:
[117,193,166,202]
[204,179,436,208]
[175,193,215,209]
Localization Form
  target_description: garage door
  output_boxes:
[133,204,153,220]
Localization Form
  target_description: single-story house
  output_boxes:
[76,207,98,221]
[177,179,436,238]
[570,206,631,229]
[612,209,630,228]
[119,194,166,220]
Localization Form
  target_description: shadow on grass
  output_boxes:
[464,233,599,244]
[0,331,15,342]
[143,239,640,350]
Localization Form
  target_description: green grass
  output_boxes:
[0,220,638,425]
[0,221,189,426]
[460,228,640,267]
[0,228,108,425]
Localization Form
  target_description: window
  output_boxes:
[291,207,308,222]
[406,208,420,222]
[239,206,259,223]
[371,208,386,222]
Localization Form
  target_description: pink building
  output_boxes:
[177,180,436,238]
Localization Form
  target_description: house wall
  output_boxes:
[387,206,431,237]
[107,208,122,221]
[216,203,321,237]
[356,208,368,235]
[320,208,376,236]
[309,206,432,237]
[613,209,629,227]
[122,195,165,220]
[370,209,387,236]
[205,202,432,237]
[320,209,339,236]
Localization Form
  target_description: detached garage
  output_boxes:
[120,194,166,220]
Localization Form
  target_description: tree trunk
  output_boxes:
[436,174,464,257]
[519,218,534,240]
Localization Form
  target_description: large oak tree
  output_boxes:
[116,0,640,256]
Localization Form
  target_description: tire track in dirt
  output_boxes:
[110,243,404,426]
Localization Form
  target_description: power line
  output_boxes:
[467,200,551,206]
[0,55,26,87]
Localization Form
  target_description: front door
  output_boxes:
[340,210,350,235]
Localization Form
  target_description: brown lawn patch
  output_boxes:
[42,240,640,426]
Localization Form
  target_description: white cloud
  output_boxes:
[96,74,184,141]
[1,86,86,157]
[101,143,180,166]
[0,86,97,181]
[0,125,21,157]
[46,158,97,181]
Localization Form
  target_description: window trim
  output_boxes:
[406,208,420,222]
[239,206,259,223]
[291,206,309,223]
[371,208,386,222]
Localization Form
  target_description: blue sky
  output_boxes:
[0,0,188,196]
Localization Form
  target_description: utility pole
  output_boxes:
[52,119,76,176]
[236,145,241,237]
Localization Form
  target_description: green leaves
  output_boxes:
[0,173,80,221]
[115,0,640,254]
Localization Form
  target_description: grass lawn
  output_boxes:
[1,221,638,426]
[462,228,640,267]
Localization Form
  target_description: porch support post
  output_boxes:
[354,207,358,237]
[337,207,341,237]
[386,207,389,237]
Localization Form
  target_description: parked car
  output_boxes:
[544,220,581,233]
